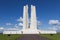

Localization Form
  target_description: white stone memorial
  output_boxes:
[3,5,57,34]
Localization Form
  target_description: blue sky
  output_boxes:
[0,0,60,31]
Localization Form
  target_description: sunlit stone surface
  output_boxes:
[23,5,28,29]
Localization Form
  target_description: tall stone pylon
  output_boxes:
[30,5,37,29]
[23,5,28,29]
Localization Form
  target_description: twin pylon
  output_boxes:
[23,5,37,30]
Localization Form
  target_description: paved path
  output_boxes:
[17,34,49,40]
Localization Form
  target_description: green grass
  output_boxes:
[0,34,23,40]
[0,34,60,40]
[40,34,60,40]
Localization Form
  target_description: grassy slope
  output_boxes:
[40,34,60,40]
[0,34,22,40]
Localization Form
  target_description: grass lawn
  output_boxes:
[40,33,60,40]
[0,34,23,40]
[0,34,60,40]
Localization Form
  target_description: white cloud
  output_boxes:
[17,17,23,22]
[14,24,19,28]
[0,27,4,30]
[49,20,60,30]
[14,17,23,28]
[6,23,12,26]
[57,22,60,26]
[37,21,41,26]
[5,28,19,31]
[49,20,59,25]
[18,23,23,26]
[48,27,57,30]
[0,27,4,29]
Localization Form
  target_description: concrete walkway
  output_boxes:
[17,34,49,40]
